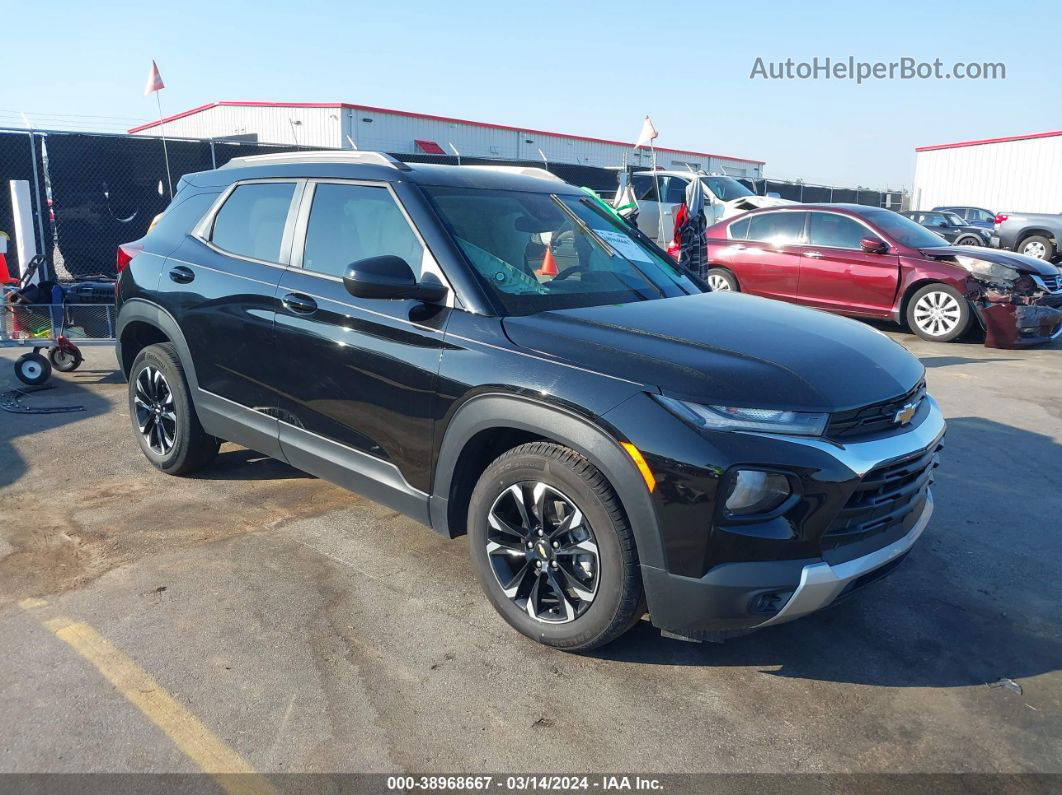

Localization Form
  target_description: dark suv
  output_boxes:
[116,152,944,650]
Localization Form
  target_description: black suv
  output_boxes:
[116,152,944,650]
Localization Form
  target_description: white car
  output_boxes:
[629,170,795,246]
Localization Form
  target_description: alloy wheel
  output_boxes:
[134,365,177,455]
[707,274,732,291]
[1023,241,1047,259]
[486,482,600,623]
[913,291,961,337]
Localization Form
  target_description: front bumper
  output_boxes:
[641,400,945,639]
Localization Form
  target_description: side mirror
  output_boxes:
[343,255,448,302]
[860,238,887,254]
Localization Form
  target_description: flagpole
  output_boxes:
[155,91,173,199]
[650,142,663,244]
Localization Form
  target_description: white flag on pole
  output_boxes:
[144,60,165,95]
[635,116,658,148]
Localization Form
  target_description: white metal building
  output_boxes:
[128,101,765,177]
[912,129,1062,213]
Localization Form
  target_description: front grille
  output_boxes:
[825,443,941,540]
[826,381,926,440]
[1040,273,1061,292]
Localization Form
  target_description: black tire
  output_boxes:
[128,342,219,475]
[954,235,982,247]
[706,267,739,292]
[1018,235,1056,261]
[49,346,83,372]
[15,352,51,385]
[468,441,643,652]
[905,284,972,343]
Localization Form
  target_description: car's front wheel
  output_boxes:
[128,343,219,475]
[955,235,982,247]
[468,442,643,651]
[906,284,972,342]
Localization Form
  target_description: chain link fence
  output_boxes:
[0,128,907,284]
[0,129,317,282]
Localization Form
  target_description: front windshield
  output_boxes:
[424,186,699,315]
[865,209,950,248]
[701,176,755,201]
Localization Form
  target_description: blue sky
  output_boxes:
[2,0,1058,189]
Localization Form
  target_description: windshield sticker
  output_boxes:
[595,229,654,263]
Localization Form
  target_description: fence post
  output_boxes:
[26,132,47,259]
[210,139,216,170]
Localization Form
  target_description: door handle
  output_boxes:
[282,292,318,315]
[168,265,195,284]
[803,251,823,258]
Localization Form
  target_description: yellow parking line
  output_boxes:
[41,616,274,795]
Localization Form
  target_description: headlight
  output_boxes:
[956,255,1019,283]
[654,395,828,436]
[725,469,791,515]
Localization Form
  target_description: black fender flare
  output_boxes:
[116,299,199,390]
[430,393,665,569]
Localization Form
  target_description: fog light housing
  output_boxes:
[725,470,791,515]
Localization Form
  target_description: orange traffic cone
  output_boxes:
[0,252,15,286]
[536,245,558,279]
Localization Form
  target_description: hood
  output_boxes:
[719,195,795,219]
[502,293,924,413]
[919,245,1061,277]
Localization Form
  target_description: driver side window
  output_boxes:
[302,183,425,278]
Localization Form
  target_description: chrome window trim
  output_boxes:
[191,178,306,269]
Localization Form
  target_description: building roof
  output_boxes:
[915,129,1062,153]
[127,101,765,165]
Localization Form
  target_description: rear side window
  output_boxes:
[301,183,424,278]
[210,182,296,263]
[747,212,805,245]
[664,177,689,204]
[631,175,659,202]
[149,190,221,240]
[808,213,877,250]
[728,217,751,240]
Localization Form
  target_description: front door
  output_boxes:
[730,210,807,302]
[795,211,900,316]
[270,180,452,519]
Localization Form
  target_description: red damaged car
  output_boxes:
[704,204,1062,348]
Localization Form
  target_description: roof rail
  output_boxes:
[465,165,565,182]
[220,150,411,171]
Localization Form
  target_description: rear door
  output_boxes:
[270,179,452,518]
[728,210,807,302]
[795,211,900,316]
[165,178,303,457]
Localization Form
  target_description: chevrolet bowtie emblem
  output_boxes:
[894,402,917,425]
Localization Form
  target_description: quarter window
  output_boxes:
[302,183,424,278]
[808,213,879,250]
[728,217,751,240]
[210,182,296,263]
[747,212,806,245]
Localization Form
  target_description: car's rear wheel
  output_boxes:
[128,343,219,475]
[906,284,971,342]
[1019,235,1055,261]
[468,442,643,651]
[706,268,739,292]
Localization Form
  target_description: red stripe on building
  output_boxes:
[915,129,1062,152]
